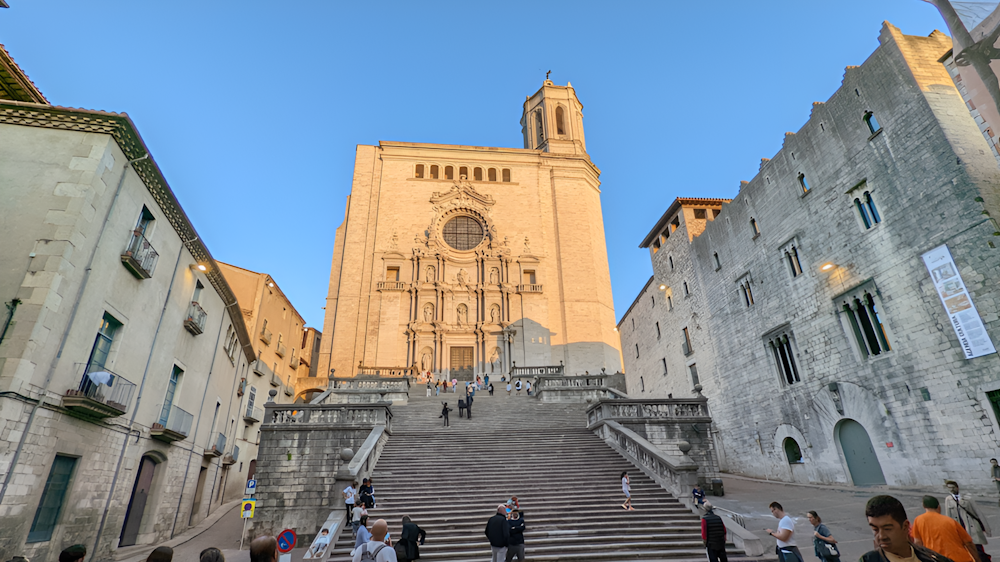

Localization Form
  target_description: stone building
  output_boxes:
[318,80,622,380]
[0,44,256,559]
[620,24,1000,489]
[294,327,324,400]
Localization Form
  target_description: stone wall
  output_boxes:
[622,24,1000,490]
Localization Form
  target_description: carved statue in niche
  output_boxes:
[490,304,500,324]
[489,267,499,284]
[523,236,532,255]
[456,268,468,286]
[457,303,468,325]
[421,352,432,372]
[489,347,502,373]
[387,231,399,252]
[426,265,435,281]
[423,303,434,323]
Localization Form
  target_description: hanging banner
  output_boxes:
[922,244,996,359]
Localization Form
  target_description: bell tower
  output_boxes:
[520,79,587,155]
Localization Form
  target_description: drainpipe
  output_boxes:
[90,234,195,560]
[169,299,233,537]
[0,153,147,509]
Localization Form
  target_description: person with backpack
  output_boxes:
[352,519,396,562]
[395,515,426,561]
[701,501,728,562]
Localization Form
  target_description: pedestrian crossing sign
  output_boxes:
[241,499,256,519]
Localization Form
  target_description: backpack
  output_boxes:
[359,542,387,561]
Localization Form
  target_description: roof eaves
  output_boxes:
[0,43,48,104]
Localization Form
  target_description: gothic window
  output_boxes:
[750,218,760,237]
[864,111,881,135]
[535,110,544,145]
[738,275,754,307]
[459,166,468,179]
[855,189,881,230]
[798,173,810,193]
[415,164,424,178]
[836,286,891,360]
[442,216,485,251]
[445,166,454,180]
[765,329,800,385]
[474,167,483,181]
[430,165,439,179]
[781,241,803,278]
[502,169,511,182]
[556,106,566,135]
[488,168,497,182]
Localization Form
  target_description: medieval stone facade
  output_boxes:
[620,24,1000,490]
[318,81,622,381]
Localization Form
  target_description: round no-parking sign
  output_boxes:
[277,529,296,553]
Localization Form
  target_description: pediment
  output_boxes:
[430,180,495,208]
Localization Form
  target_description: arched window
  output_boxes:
[459,166,468,180]
[415,164,424,179]
[864,191,881,224]
[488,168,497,181]
[535,110,544,146]
[864,112,881,135]
[750,218,760,237]
[556,106,566,135]
[429,165,439,179]
[502,169,511,182]
[798,173,810,193]
[445,166,454,180]
[474,167,483,181]
[783,438,803,464]
[855,198,872,229]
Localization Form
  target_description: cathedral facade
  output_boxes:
[318,81,622,381]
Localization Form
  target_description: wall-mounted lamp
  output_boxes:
[189,263,207,272]
[268,281,274,288]
[613,327,618,332]
[659,284,666,290]
[819,262,836,272]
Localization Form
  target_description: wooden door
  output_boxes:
[120,456,156,546]
[837,419,886,486]
[450,347,474,380]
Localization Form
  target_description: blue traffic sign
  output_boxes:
[277,529,296,552]
[247,479,257,489]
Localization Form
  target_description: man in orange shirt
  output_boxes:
[912,496,980,562]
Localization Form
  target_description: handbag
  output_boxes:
[824,542,841,558]
[394,540,409,562]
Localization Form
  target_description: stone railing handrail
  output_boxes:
[586,398,711,426]
[263,403,393,432]
[331,377,410,391]
[356,365,415,377]
[536,374,621,388]
[511,365,564,376]
[346,425,388,479]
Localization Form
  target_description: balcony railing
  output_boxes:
[183,301,207,335]
[63,364,137,419]
[511,365,564,377]
[259,326,272,345]
[151,405,193,443]
[275,342,286,358]
[376,281,407,291]
[252,359,273,379]
[517,284,543,294]
[270,372,281,387]
[204,432,225,458]
[288,347,298,367]
[283,384,294,396]
[244,405,263,424]
[121,230,159,279]
[223,444,239,466]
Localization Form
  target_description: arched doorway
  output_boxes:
[835,419,886,486]
[120,455,158,546]
[247,459,257,482]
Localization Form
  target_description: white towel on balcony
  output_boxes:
[88,370,112,385]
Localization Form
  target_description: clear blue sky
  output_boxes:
[1,1,946,329]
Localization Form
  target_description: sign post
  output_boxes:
[238,499,256,551]
[277,529,296,562]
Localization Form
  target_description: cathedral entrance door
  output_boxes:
[450,347,474,381]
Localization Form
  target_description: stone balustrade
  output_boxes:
[332,377,409,391]
[586,398,711,425]
[356,365,414,377]
[531,371,627,403]
[264,403,392,433]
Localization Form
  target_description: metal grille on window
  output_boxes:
[442,216,484,251]
[767,334,800,385]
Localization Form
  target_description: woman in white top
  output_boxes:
[621,471,634,510]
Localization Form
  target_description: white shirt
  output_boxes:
[776,515,796,547]
[344,485,356,504]
[351,540,396,562]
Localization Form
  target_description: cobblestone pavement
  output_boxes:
[708,475,1000,562]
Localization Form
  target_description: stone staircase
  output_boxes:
[328,388,747,561]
